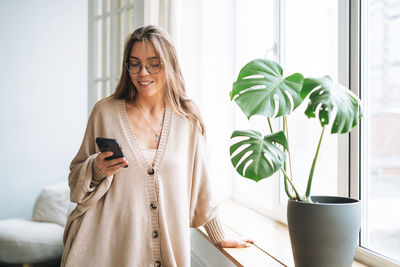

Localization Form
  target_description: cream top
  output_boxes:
[141,147,157,165]
[61,97,225,267]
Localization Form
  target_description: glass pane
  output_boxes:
[117,0,123,9]
[282,0,338,201]
[96,0,102,16]
[105,16,111,78]
[105,80,111,97]
[96,20,103,79]
[128,8,134,33]
[117,11,123,76]
[105,0,111,13]
[118,10,128,76]
[233,0,275,210]
[96,82,102,102]
[361,0,400,262]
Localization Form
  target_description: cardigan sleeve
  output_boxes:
[189,126,220,228]
[203,216,226,244]
[68,102,113,205]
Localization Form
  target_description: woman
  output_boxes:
[61,25,253,267]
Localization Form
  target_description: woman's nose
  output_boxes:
[138,64,150,75]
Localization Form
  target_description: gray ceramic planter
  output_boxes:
[287,196,361,267]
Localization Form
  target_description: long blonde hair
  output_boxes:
[113,25,205,135]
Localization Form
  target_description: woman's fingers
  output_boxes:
[242,237,255,244]
[103,161,127,176]
[103,157,128,168]
[96,152,128,176]
[218,238,255,248]
[97,151,114,160]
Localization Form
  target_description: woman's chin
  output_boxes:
[136,89,162,99]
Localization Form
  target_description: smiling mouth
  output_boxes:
[138,81,154,85]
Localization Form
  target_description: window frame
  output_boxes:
[232,0,347,225]
[351,0,400,266]
[231,0,288,224]
[88,0,143,113]
[86,0,400,264]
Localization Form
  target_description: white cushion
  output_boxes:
[32,182,71,226]
[0,218,64,264]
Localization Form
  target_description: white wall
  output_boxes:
[0,0,88,220]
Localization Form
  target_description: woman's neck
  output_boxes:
[132,95,164,114]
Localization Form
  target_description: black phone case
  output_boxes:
[95,137,128,167]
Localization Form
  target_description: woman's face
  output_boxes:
[128,41,165,99]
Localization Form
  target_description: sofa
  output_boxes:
[0,182,75,266]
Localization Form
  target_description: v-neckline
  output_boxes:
[118,99,172,171]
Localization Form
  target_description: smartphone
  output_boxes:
[95,137,128,168]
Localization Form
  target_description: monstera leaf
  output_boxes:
[230,130,289,181]
[230,59,304,119]
[301,76,363,134]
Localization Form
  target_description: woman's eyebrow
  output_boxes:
[128,56,160,60]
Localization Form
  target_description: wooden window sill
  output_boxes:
[199,200,367,267]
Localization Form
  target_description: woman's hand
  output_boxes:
[95,151,129,176]
[218,238,255,248]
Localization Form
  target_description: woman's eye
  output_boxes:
[130,63,141,67]
[150,61,161,67]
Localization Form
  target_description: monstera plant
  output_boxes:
[229,59,362,202]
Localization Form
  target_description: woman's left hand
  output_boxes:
[218,238,255,248]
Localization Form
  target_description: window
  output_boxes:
[232,0,277,217]
[86,1,400,264]
[280,0,339,205]
[88,0,135,111]
[231,0,340,223]
[357,0,400,265]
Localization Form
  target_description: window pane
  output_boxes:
[282,0,338,201]
[96,0,102,16]
[105,16,111,77]
[361,0,400,262]
[118,11,124,76]
[128,8,134,32]
[233,0,275,210]
[96,82,102,102]
[105,0,111,13]
[95,19,103,79]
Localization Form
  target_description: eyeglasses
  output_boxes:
[126,59,163,74]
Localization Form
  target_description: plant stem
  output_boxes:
[282,116,294,199]
[305,126,326,202]
[285,118,294,181]
[281,168,303,201]
[267,118,273,133]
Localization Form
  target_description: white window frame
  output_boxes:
[88,0,146,113]
[232,0,349,225]
[88,0,172,113]
[350,0,400,266]
[230,0,288,224]
[86,0,400,264]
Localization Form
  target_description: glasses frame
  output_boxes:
[125,61,163,75]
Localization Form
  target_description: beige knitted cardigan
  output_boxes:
[61,97,225,267]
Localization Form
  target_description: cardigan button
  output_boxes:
[152,230,159,238]
[154,260,161,267]
[150,202,157,210]
[148,168,155,175]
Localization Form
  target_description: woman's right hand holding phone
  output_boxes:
[95,151,129,177]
